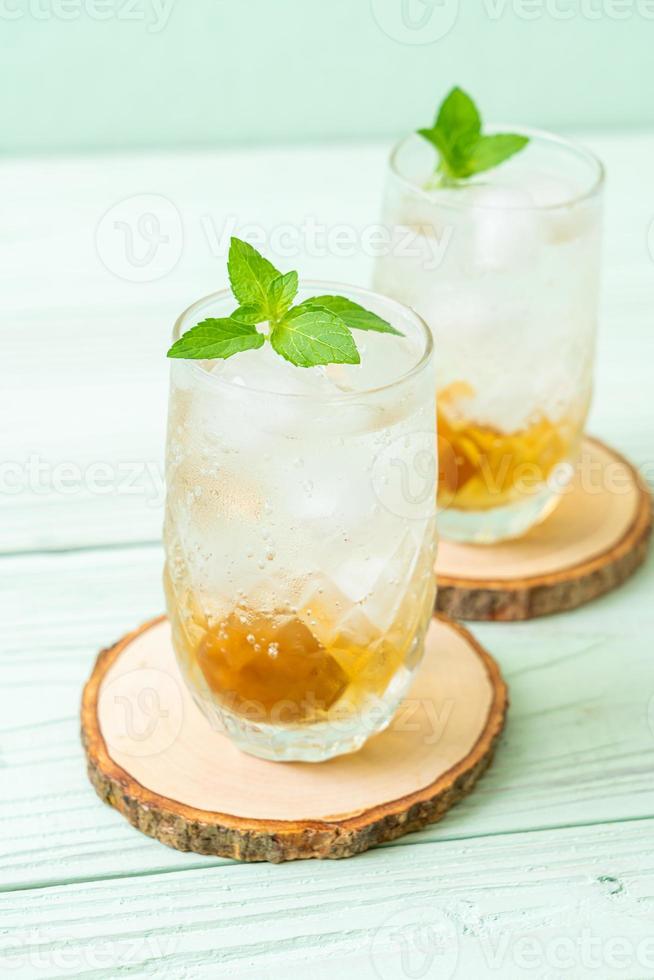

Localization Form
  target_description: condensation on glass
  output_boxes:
[374,129,604,543]
[163,283,437,761]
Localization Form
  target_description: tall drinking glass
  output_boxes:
[373,129,604,543]
[163,283,437,762]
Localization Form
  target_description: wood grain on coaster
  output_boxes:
[81,615,507,863]
[436,437,652,621]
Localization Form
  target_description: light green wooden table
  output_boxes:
[1,134,653,978]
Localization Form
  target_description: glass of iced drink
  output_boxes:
[373,130,604,543]
[163,283,436,761]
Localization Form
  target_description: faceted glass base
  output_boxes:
[438,483,562,545]
[190,665,417,763]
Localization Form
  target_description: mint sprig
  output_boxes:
[167,237,401,368]
[418,86,529,186]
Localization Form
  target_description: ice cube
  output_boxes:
[207,344,342,441]
[359,528,425,632]
[466,184,540,273]
[211,341,335,398]
[331,553,389,605]
[373,221,453,309]
[327,330,421,393]
[524,171,579,208]
[418,284,499,358]
[520,171,591,245]
[297,573,382,651]
[324,525,425,634]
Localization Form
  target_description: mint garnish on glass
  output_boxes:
[418,86,529,187]
[167,237,401,368]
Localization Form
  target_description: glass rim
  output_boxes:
[388,125,605,212]
[172,281,434,401]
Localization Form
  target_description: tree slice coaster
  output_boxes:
[81,615,507,863]
[436,437,652,622]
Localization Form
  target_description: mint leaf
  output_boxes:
[268,270,298,319]
[464,133,529,177]
[306,295,402,336]
[231,304,263,324]
[436,86,480,147]
[270,305,360,368]
[418,86,529,182]
[167,317,264,359]
[420,87,481,181]
[228,237,280,309]
[417,125,450,160]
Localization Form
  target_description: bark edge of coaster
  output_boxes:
[436,437,652,622]
[81,614,507,863]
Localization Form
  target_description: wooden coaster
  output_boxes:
[436,437,652,622]
[81,615,507,863]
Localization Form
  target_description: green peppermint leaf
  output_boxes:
[419,87,481,180]
[417,125,450,159]
[418,86,529,182]
[270,305,360,368]
[231,304,264,324]
[306,295,402,335]
[268,270,299,319]
[435,86,480,147]
[463,133,530,177]
[167,317,264,359]
[227,237,280,308]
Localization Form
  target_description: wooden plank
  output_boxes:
[3,134,654,553]
[1,817,653,978]
[1,545,653,889]
[2,134,654,972]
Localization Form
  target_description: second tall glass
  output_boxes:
[374,129,604,543]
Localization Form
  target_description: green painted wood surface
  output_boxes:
[1,134,653,978]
